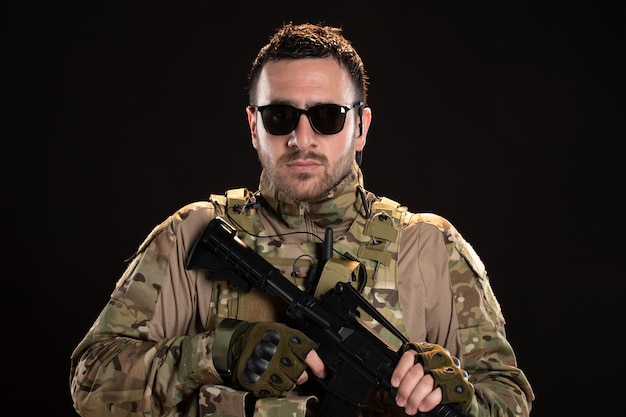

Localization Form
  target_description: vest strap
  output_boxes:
[358,197,403,266]
[224,188,252,231]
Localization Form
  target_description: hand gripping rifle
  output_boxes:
[186,217,469,417]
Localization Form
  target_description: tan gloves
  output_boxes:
[401,341,475,412]
[213,318,473,411]
[213,319,318,397]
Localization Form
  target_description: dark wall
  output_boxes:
[6,1,621,415]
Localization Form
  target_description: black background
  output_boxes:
[6,1,623,415]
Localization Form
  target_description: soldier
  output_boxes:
[70,22,534,417]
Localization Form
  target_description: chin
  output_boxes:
[285,184,320,202]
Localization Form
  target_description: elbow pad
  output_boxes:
[214,318,318,397]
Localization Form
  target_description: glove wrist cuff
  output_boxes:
[214,318,248,379]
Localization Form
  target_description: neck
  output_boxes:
[258,162,366,236]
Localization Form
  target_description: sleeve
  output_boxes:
[69,202,223,417]
[438,217,536,417]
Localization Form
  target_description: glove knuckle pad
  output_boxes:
[234,322,317,397]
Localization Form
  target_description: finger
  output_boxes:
[296,370,309,385]
[394,357,426,408]
[404,374,438,415]
[391,350,418,388]
[304,350,327,379]
[416,386,443,414]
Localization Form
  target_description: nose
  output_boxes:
[287,114,317,150]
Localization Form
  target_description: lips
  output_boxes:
[287,159,321,173]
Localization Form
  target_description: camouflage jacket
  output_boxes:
[69,163,534,416]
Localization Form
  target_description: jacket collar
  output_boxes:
[258,162,365,239]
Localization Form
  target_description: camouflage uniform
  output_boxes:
[70,162,534,416]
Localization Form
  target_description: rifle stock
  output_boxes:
[186,216,469,417]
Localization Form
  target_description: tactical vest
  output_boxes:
[200,188,411,417]
[215,188,409,344]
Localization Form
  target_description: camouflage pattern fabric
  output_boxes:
[198,384,318,417]
[222,169,409,348]
[199,385,250,417]
[69,162,534,417]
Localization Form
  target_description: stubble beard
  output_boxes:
[259,148,355,203]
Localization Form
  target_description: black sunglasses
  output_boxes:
[254,102,363,135]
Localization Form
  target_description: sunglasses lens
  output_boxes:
[259,105,299,135]
[257,103,356,135]
[309,105,347,134]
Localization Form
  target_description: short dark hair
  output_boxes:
[247,22,369,106]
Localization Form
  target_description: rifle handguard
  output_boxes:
[214,318,318,397]
[401,342,475,412]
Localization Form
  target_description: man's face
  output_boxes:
[247,57,369,202]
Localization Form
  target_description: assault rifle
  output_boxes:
[186,216,469,417]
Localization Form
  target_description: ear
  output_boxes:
[355,106,372,151]
[246,106,259,149]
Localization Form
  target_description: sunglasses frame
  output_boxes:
[254,102,363,135]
